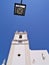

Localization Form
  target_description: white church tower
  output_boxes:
[2,31,49,65]
[6,31,31,65]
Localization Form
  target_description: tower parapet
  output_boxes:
[12,31,29,45]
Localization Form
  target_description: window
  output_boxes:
[19,35,22,38]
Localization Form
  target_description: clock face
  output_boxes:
[14,3,26,16]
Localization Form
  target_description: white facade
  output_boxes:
[2,31,49,65]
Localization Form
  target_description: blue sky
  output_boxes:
[0,0,49,64]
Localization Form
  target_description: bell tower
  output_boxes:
[6,31,31,65]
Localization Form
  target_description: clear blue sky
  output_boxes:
[0,0,49,64]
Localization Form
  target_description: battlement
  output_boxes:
[12,31,29,45]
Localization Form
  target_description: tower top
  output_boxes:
[12,31,29,45]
